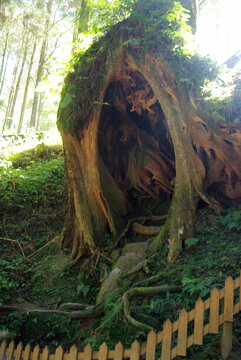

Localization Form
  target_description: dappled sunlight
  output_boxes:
[0,129,62,158]
[197,0,241,66]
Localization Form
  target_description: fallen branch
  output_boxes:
[0,237,25,257]
[21,237,58,261]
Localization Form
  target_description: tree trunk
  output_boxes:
[36,93,43,131]
[0,50,9,96]
[17,41,36,134]
[30,0,53,128]
[2,34,25,133]
[72,0,91,55]
[0,30,8,95]
[57,2,241,266]
[8,32,30,121]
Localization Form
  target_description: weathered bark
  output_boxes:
[17,41,36,133]
[58,5,241,266]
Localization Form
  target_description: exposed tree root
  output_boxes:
[0,283,181,331]
[197,190,221,215]
[133,268,177,287]
[131,222,161,235]
[105,215,167,251]
[122,285,182,331]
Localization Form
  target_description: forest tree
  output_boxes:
[57,0,241,266]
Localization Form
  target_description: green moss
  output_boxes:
[58,0,218,133]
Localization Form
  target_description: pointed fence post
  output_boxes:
[32,345,40,360]
[0,341,7,360]
[130,340,140,360]
[23,344,31,360]
[161,320,172,360]
[114,342,123,360]
[42,347,49,360]
[177,309,188,356]
[221,277,234,360]
[15,343,23,360]
[209,288,219,334]
[69,346,78,360]
[194,299,204,345]
[55,346,64,360]
[146,330,156,360]
[99,343,108,360]
[84,344,92,360]
[6,341,15,360]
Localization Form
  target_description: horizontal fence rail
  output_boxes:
[0,272,240,360]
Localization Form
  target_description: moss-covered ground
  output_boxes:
[0,143,240,359]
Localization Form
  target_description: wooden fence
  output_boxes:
[0,272,240,360]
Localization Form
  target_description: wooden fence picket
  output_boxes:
[176,309,188,356]
[14,342,23,360]
[224,277,234,322]
[23,344,31,360]
[54,346,64,360]
[99,343,108,360]
[42,346,49,360]
[161,319,172,360]
[69,345,78,360]
[0,341,6,360]
[209,287,219,333]
[32,345,40,360]
[83,344,92,360]
[0,272,240,360]
[6,341,14,360]
[130,341,140,360]
[114,342,123,360]
[239,271,241,311]
[146,330,156,360]
[193,298,204,345]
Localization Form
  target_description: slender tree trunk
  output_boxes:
[17,41,36,134]
[0,31,9,92]
[72,0,91,55]
[30,0,53,128]
[9,32,30,121]
[0,50,9,95]
[2,34,25,133]
[36,93,43,131]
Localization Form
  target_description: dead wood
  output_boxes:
[131,222,161,235]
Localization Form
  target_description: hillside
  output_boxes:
[0,143,240,359]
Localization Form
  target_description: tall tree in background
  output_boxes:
[0,30,9,95]
[17,40,36,133]
[30,0,53,128]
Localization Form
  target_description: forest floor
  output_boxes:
[0,142,241,359]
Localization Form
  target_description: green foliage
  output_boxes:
[76,282,90,298]
[59,0,219,133]
[0,277,10,305]
[215,207,241,231]
[201,70,241,126]
[184,237,199,248]
[101,291,122,327]
[8,143,63,168]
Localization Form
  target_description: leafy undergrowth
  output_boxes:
[0,144,241,358]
